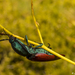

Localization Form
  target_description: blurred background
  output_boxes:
[0,0,75,75]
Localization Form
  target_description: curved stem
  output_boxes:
[31,0,44,44]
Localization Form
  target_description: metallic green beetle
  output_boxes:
[0,35,65,61]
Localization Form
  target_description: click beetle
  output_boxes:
[0,34,65,61]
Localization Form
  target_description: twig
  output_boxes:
[31,0,44,44]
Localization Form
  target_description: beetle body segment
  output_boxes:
[27,53,65,61]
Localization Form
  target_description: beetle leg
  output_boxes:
[29,44,34,48]
[48,43,52,49]
[35,43,43,48]
[25,35,29,46]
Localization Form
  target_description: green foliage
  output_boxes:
[0,0,75,75]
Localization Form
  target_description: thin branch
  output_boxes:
[31,0,44,44]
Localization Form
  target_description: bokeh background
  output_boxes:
[0,0,75,75]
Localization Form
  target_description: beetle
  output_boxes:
[0,34,65,61]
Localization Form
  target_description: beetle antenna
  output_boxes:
[0,32,9,41]
[0,32,8,35]
[0,32,10,37]
[0,39,9,41]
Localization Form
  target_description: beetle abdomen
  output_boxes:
[27,53,65,61]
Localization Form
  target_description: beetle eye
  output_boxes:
[9,39,14,43]
[9,36,15,43]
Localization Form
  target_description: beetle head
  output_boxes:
[9,36,16,43]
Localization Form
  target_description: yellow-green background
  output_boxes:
[0,0,75,75]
